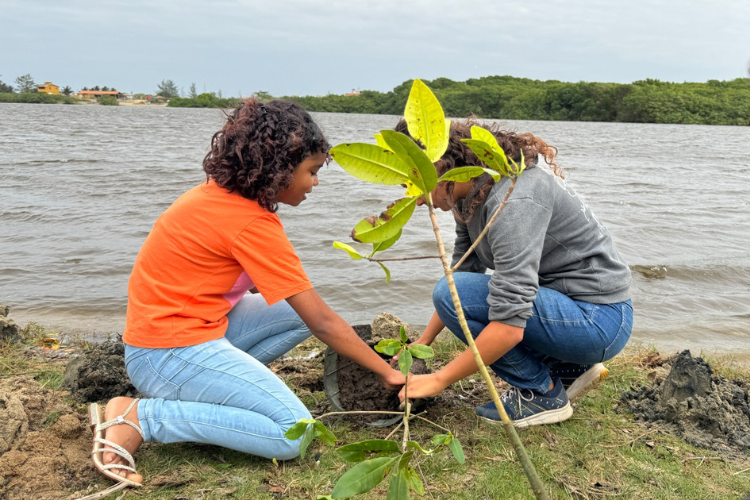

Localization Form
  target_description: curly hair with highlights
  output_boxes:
[203,98,330,212]
[395,117,561,222]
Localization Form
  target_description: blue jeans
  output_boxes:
[124,294,312,460]
[433,273,633,394]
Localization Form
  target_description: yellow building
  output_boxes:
[37,82,60,95]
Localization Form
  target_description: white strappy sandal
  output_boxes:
[88,399,144,488]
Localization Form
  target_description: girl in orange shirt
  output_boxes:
[88,99,405,490]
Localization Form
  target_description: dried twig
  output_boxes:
[601,429,657,448]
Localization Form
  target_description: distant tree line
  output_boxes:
[282,76,750,126]
[168,92,241,108]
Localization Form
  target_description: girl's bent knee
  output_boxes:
[274,442,302,461]
[432,276,451,308]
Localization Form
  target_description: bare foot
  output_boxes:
[102,397,144,484]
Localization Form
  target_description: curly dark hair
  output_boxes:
[395,117,561,222]
[203,98,330,212]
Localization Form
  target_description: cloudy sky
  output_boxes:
[1,0,749,96]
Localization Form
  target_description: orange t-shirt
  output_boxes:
[123,180,313,348]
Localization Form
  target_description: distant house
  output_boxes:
[37,82,60,95]
[344,89,361,96]
[77,90,122,99]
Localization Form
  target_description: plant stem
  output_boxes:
[450,177,517,273]
[425,194,549,500]
[367,255,442,262]
[402,401,412,452]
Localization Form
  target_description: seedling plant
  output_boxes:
[287,79,549,499]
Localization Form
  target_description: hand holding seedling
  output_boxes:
[378,368,409,391]
[398,373,446,402]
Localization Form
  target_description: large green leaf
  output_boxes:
[331,143,410,185]
[437,166,486,183]
[351,197,417,244]
[370,230,402,257]
[398,348,413,377]
[337,439,401,463]
[333,242,363,260]
[405,79,449,162]
[380,130,438,195]
[470,125,504,156]
[386,469,410,500]
[461,139,509,176]
[332,456,399,498]
[406,344,434,360]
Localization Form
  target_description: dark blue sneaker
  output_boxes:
[547,360,609,403]
[475,377,572,428]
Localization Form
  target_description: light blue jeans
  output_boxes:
[124,294,312,460]
[433,273,633,394]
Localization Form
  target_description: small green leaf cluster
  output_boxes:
[374,326,434,377]
[460,126,526,179]
[331,433,464,499]
[284,418,337,459]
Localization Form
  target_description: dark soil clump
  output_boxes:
[619,350,750,455]
[335,324,430,424]
[60,340,139,403]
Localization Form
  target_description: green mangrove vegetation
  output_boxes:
[0,92,78,104]
[285,76,750,126]
[167,93,241,109]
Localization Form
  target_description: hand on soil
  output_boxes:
[398,373,446,402]
[379,368,408,391]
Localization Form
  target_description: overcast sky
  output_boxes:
[1,0,749,96]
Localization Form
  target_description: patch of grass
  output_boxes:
[80,343,748,500]
[34,369,64,390]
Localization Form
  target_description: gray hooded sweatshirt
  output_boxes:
[451,165,631,328]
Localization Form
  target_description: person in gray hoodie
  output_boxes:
[396,119,633,428]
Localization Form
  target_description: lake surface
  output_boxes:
[1,104,749,361]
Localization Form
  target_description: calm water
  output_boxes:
[1,104,749,360]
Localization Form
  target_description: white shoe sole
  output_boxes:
[566,363,609,402]
[481,402,574,428]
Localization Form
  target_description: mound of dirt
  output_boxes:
[61,340,138,403]
[334,319,431,424]
[619,350,750,455]
[0,305,20,344]
[0,375,95,500]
